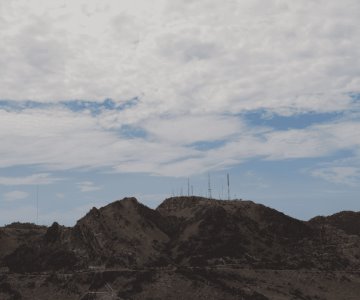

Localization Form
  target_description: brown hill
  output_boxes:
[1,197,360,299]
[0,223,46,265]
[3,198,171,272]
[157,197,359,270]
[70,197,170,268]
[2,197,360,273]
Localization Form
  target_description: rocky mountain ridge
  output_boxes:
[1,196,360,299]
[1,196,360,273]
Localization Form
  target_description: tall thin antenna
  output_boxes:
[208,173,212,199]
[36,185,39,225]
[191,185,194,196]
[227,173,230,200]
[187,178,190,197]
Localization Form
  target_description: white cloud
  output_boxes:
[0,173,61,186]
[3,191,29,202]
[0,0,360,178]
[310,157,360,186]
[0,106,359,177]
[77,181,102,192]
[145,114,242,145]
[0,0,359,116]
[0,107,199,172]
[311,167,360,186]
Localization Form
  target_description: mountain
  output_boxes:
[1,196,360,299]
[157,197,317,268]
[3,198,171,272]
[70,197,170,268]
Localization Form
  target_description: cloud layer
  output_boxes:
[0,0,360,182]
[0,106,359,178]
[1,0,359,112]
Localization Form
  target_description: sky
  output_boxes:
[0,0,360,226]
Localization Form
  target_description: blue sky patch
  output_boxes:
[242,110,343,130]
[120,124,147,139]
[189,140,227,151]
[0,100,51,111]
[61,97,140,115]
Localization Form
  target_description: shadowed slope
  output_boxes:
[71,197,170,268]
[2,196,360,273]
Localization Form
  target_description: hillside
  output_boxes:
[0,223,47,262]
[0,196,360,299]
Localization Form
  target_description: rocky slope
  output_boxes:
[3,197,360,272]
[310,211,360,236]
[0,223,46,263]
[0,196,360,299]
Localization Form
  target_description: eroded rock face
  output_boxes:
[1,196,360,273]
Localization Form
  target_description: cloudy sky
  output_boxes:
[0,0,359,225]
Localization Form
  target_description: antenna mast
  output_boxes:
[227,173,230,200]
[36,185,39,225]
[187,178,190,197]
[208,173,212,199]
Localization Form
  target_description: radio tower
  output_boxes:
[227,173,230,200]
[208,173,212,199]
[187,178,190,197]
[36,185,39,225]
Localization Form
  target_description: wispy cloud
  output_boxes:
[0,173,61,186]
[77,181,102,192]
[3,191,29,202]
[310,157,360,186]
[311,167,360,186]
[0,106,359,177]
